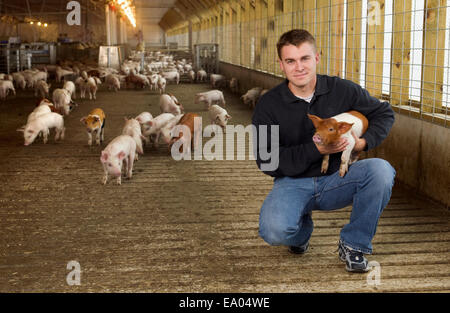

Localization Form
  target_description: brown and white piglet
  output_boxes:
[80,108,106,146]
[308,110,368,177]
[168,113,201,155]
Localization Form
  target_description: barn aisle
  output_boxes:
[0,82,449,292]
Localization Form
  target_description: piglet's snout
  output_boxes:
[312,134,322,144]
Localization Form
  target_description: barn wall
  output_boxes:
[220,62,450,208]
[0,22,17,40]
[365,114,450,208]
[142,24,165,45]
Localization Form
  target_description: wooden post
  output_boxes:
[293,0,304,30]
[254,0,262,70]
[303,0,316,36]
[260,0,268,72]
[365,0,385,98]
[329,0,345,77]
[390,0,411,106]
[242,0,250,68]
[268,0,275,73]
[317,0,330,75]
[421,0,447,113]
[345,0,362,84]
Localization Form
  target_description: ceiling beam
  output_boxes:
[179,0,202,20]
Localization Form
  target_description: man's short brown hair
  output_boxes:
[276,29,317,59]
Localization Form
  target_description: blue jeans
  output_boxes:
[259,158,396,254]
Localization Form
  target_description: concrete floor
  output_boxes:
[0,78,449,292]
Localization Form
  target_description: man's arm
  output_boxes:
[349,82,395,151]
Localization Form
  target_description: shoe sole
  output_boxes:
[345,265,370,273]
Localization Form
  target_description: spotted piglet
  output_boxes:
[80,108,106,146]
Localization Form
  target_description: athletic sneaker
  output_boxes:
[288,241,309,254]
[338,240,369,273]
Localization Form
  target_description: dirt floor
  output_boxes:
[0,76,449,292]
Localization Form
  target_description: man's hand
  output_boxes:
[351,130,367,152]
[314,137,349,155]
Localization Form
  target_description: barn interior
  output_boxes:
[0,0,449,293]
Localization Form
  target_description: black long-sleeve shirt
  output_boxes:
[251,74,395,178]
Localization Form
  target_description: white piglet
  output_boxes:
[18,112,65,146]
[122,117,145,160]
[210,74,226,88]
[157,76,166,94]
[196,69,207,82]
[142,113,176,149]
[208,105,231,131]
[34,80,51,98]
[241,87,263,109]
[63,81,76,100]
[159,94,183,115]
[52,88,72,115]
[161,71,180,85]
[105,74,120,92]
[81,77,98,100]
[195,90,226,108]
[100,135,137,185]
[135,112,154,145]
[0,80,16,100]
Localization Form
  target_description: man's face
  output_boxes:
[279,42,319,89]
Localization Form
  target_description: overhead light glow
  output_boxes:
[37,21,41,26]
[30,21,34,25]
[115,0,136,28]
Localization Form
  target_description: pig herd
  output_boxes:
[2,50,269,185]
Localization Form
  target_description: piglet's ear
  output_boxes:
[225,114,231,120]
[100,151,108,162]
[117,151,126,160]
[80,117,87,124]
[307,114,322,128]
[146,120,153,126]
[338,122,354,134]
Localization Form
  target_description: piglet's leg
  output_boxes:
[154,132,161,149]
[87,132,93,146]
[339,148,353,177]
[127,152,135,179]
[101,128,105,143]
[60,127,65,140]
[54,128,60,141]
[43,129,50,144]
[95,130,101,145]
[102,164,108,185]
[321,154,330,173]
